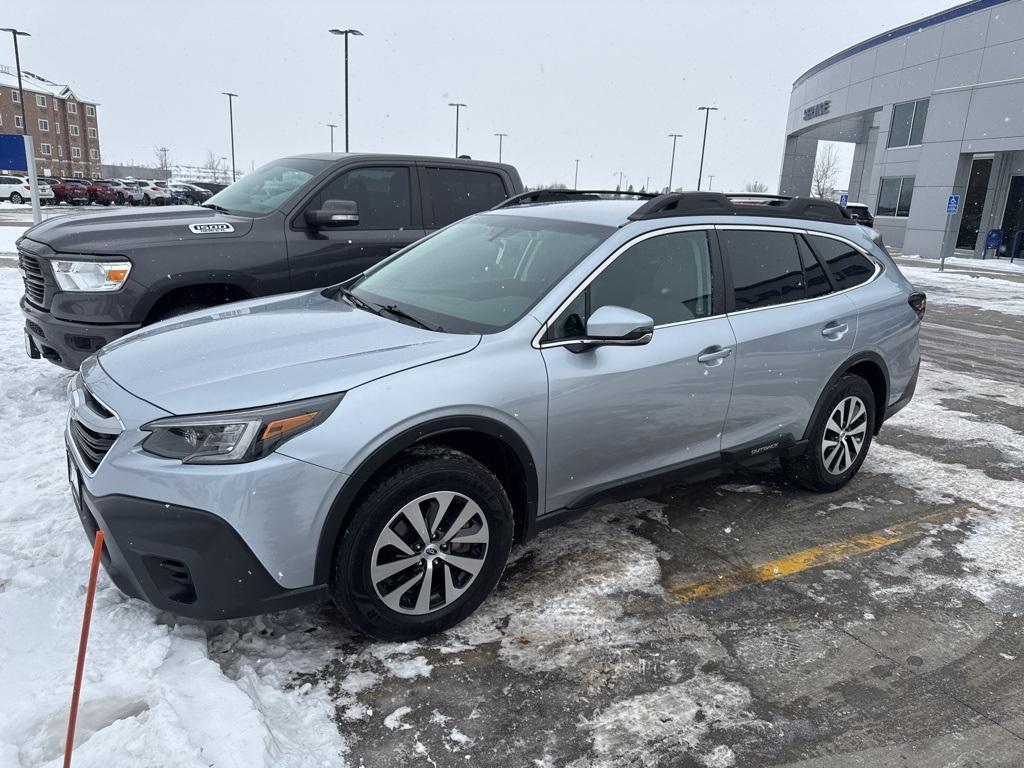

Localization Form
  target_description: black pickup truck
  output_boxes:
[19,153,524,368]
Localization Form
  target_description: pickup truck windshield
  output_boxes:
[350,213,613,334]
[204,158,332,216]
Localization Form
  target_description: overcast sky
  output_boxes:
[10,0,954,191]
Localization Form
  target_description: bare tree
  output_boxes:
[744,181,769,193]
[812,142,842,199]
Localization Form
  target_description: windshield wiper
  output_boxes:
[200,202,232,214]
[378,304,443,332]
[332,285,377,313]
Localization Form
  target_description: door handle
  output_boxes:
[821,321,849,340]
[697,345,733,366]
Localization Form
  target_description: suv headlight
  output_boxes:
[141,393,343,464]
[52,260,132,292]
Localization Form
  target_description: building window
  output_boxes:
[69,124,80,137]
[89,149,98,160]
[86,105,95,117]
[58,146,63,157]
[56,122,60,134]
[41,143,52,156]
[67,102,77,114]
[877,176,915,217]
[888,99,929,148]
[11,89,19,103]
[71,147,82,159]
[14,115,23,128]
[35,94,46,108]
[87,127,97,138]
[38,118,49,132]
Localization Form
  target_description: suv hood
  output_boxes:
[96,290,480,414]
[21,206,254,254]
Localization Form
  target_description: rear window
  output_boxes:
[425,168,508,227]
[807,235,876,290]
[722,230,806,310]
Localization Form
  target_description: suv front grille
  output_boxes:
[18,251,46,307]
[70,418,118,473]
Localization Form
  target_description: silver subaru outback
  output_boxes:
[66,191,924,640]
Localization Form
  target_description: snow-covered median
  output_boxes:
[0,268,347,768]
[900,265,1024,317]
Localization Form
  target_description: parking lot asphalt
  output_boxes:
[202,289,1024,766]
[3,260,1022,767]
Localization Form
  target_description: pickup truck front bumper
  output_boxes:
[21,295,139,369]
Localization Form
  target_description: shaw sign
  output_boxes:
[803,100,831,122]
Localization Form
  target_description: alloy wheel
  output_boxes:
[821,395,868,475]
[370,491,490,615]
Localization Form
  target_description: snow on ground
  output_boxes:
[900,265,1024,317]
[0,268,347,767]
[901,254,1024,275]
[0,226,28,254]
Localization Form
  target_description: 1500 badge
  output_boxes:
[188,222,235,234]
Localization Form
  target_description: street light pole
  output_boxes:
[327,123,338,152]
[667,133,682,192]
[329,28,364,152]
[448,103,467,157]
[615,171,624,190]
[697,106,718,191]
[221,92,238,182]
[494,132,507,162]
[0,29,30,134]
[158,146,169,180]
[574,159,580,190]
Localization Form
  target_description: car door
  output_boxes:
[285,164,426,289]
[718,226,857,451]
[0,176,15,198]
[541,227,737,511]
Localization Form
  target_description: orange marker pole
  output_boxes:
[63,530,104,768]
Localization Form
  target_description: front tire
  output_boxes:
[783,373,875,492]
[142,194,151,206]
[330,446,514,641]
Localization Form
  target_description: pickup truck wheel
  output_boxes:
[331,447,514,641]
[783,373,875,493]
[10,192,23,204]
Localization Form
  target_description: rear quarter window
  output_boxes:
[721,229,806,310]
[425,168,508,227]
[807,235,876,290]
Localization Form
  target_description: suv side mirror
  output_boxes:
[305,199,359,229]
[567,305,654,352]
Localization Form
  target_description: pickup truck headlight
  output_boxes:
[52,260,132,292]
[141,393,343,464]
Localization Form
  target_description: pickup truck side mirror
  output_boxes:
[305,199,359,229]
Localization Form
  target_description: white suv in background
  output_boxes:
[0,175,55,205]
[110,179,145,206]
[135,180,172,206]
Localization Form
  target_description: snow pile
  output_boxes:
[0,269,347,767]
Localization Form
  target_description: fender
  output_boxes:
[313,415,539,584]
[802,350,890,441]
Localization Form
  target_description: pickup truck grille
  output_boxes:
[19,251,47,307]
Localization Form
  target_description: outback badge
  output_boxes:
[188,222,235,234]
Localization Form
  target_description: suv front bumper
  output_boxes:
[72,479,328,619]
[21,295,139,369]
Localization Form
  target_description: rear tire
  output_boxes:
[142,195,151,206]
[783,373,875,493]
[330,446,514,641]
[10,192,22,204]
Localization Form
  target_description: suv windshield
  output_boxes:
[349,213,613,334]
[204,158,331,216]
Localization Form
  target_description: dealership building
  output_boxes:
[780,0,1024,259]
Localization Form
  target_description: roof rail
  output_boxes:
[493,188,657,209]
[629,192,854,224]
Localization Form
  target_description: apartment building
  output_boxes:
[0,64,102,178]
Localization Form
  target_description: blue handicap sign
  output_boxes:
[947,194,960,214]
[839,193,848,207]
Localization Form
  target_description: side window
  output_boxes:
[722,230,805,310]
[309,166,411,229]
[797,235,832,298]
[425,168,508,227]
[547,230,714,341]
[807,235,876,290]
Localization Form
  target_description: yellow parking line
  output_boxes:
[668,508,979,603]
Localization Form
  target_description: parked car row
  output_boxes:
[1,175,216,207]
